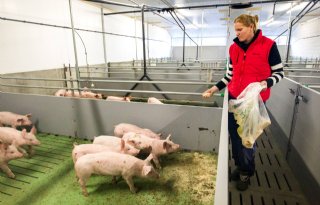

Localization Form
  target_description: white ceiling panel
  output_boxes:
[84,0,320,39]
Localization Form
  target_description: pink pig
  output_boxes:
[81,91,103,99]
[0,111,32,128]
[0,142,24,178]
[72,139,138,163]
[124,133,180,169]
[106,96,131,102]
[114,123,161,139]
[147,97,163,104]
[54,89,67,97]
[0,127,40,157]
[74,152,159,196]
[92,135,140,156]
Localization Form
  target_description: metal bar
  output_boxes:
[275,0,317,40]
[68,0,80,91]
[78,79,216,85]
[141,5,147,76]
[0,83,223,96]
[103,0,298,15]
[307,85,320,88]
[84,0,140,9]
[0,17,165,42]
[79,71,225,75]
[287,75,320,78]
[286,86,301,160]
[0,77,77,81]
[101,7,109,77]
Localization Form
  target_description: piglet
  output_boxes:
[125,133,180,169]
[72,139,138,163]
[81,91,103,99]
[106,96,131,102]
[114,123,161,139]
[75,152,159,196]
[0,111,32,128]
[92,135,139,156]
[0,142,24,178]
[54,89,67,97]
[147,97,163,104]
[0,127,40,157]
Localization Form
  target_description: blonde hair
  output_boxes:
[234,14,259,33]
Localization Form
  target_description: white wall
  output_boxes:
[0,0,171,74]
[291,17,320,58]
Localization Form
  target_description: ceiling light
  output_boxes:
[231,2,253,9]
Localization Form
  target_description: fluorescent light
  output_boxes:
[260,17,274,26]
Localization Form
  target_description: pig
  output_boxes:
[0,142,24,178]
[54,89,67,97]
[125,133,180,169]
[114,123,161,139]
[72,139,139,163]
[64,90,82,98]
[0,126,40,157]
[92,135,140,156]
[147,97,163,104]
[0,111,32,128]
[74,152,159,196]
[81,91,103,99]
[106,96,131,102]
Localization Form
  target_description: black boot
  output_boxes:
[236,173,250,191]
[230,168,240,181]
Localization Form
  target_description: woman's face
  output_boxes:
[234,22,254,43]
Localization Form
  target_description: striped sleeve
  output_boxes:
[215,59,233,90]
[266,42,284,88]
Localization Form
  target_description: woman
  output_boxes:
[202,14,284,191]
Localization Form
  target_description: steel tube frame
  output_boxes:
[0,83,223,97]
[125,5,170,100]
[68,0,80,93]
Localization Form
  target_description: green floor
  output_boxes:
[0,133,217,205]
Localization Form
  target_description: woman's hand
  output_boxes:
[260,81,267,91]
[202,86,218,98]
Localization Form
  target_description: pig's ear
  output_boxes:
[166,134,172,141]
[31,126,37,135]
[163,141,171,150]
[142,165,152,176]
[158,133,162,137]
[21,129,27,138]
[26,114,32,118]
[17,118,23,123]
[120,139,125,150]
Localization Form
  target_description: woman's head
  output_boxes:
[234,14,259,43]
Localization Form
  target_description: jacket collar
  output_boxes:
[233,29,262,51]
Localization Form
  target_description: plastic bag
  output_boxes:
[229,82,271,148]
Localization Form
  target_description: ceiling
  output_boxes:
[84,0,320,39]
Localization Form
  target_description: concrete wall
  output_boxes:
[0,92,222,152]
[267,77,320,203]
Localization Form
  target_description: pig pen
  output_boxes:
[0,92,225,205]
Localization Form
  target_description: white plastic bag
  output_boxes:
[229,82,271,148]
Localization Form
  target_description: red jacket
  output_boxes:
[228,31,274,101]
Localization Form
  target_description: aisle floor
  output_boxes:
[228,128,310,205]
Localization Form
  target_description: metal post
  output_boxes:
[101,7,109,77]
[182,29,186,65]
[286,85,302,160]
[141,5,147,76]
[68,0,80,91]
[285,20,293,63]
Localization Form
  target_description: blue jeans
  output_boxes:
[229,94,256,176]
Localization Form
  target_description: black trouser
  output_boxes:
[229,93,256,177]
